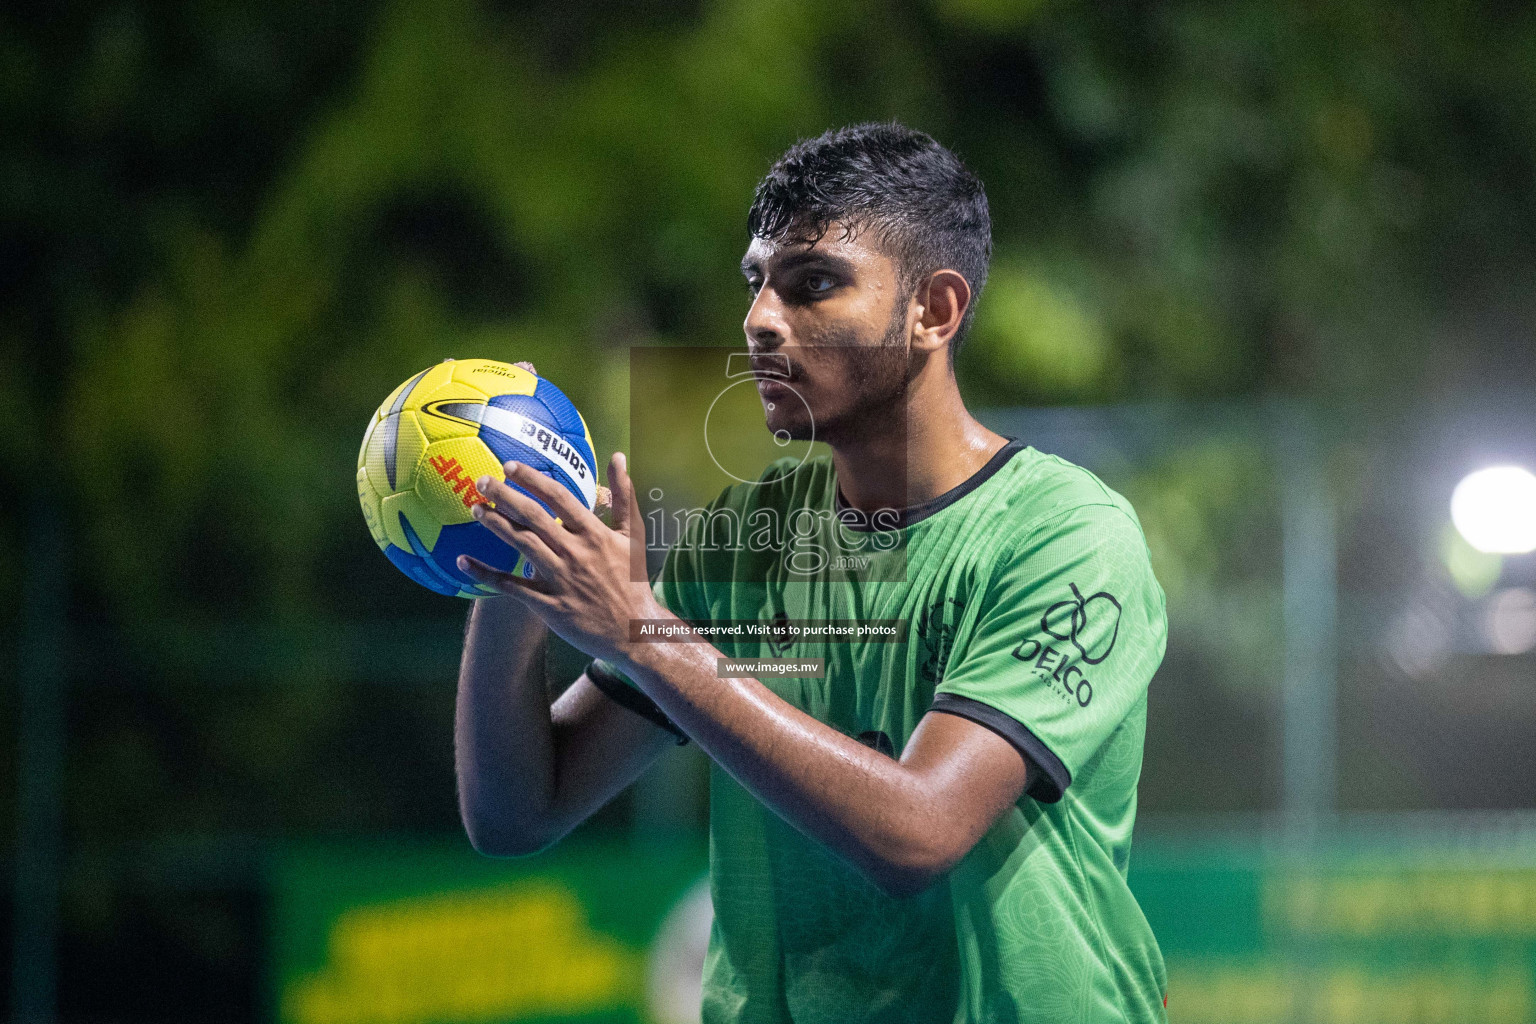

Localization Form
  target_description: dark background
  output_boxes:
[4,0,1536,1019]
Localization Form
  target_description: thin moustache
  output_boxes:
[748,357,799,381]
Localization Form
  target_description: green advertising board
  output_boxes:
[1130,822,1536,1024]
[270,839,709,1024]
[272,820,1536,1024]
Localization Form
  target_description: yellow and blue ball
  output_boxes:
[357,359,598,598]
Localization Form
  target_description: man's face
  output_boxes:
[740,225,912,445]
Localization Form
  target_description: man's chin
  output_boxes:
[762,411,815,443]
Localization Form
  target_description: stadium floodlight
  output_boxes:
[1451,465,1536,554]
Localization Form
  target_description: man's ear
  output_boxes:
[910,270,972,357]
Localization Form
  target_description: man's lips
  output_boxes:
[757,377,793,398]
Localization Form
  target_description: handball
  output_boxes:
[357,358,599,597]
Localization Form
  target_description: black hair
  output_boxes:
[747,122,992,354]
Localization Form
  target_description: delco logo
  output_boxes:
[1010,583,1122,707]
[428,454,490,509]
[518,422,588,481]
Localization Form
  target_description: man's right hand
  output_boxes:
[452,361,669,857]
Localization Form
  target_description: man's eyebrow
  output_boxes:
[740,250,855,277]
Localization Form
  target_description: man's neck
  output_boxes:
[830,368,1011,515]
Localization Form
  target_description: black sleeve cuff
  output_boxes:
[929,693,1071,803]
[586,660,689,745]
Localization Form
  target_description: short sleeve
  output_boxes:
[931,503,1166,803]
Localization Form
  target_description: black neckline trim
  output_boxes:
[834,438,1026,532]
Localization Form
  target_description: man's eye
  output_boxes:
[805,275,834,294]
[745,278,762,296]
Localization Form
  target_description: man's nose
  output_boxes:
[744,288,787,350]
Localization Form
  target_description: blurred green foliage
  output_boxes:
[3,1,1536,1013]
[6,0,1536,626]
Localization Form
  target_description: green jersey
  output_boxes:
[590,441,1168,1023]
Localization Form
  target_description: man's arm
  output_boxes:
[457,456,1030,893]
[455,595,674,856]
[617,640,1029,897]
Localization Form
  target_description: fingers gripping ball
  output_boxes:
[357,358,599,597]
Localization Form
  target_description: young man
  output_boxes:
[455,123,1169,1023]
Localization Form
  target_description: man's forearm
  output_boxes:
[455,596,557,854]
[617,636,958,894]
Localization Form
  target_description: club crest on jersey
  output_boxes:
[766,610,793,657]
[918,598,965,684]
